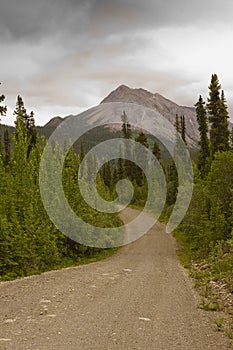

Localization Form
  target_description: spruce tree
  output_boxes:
[195,95,210,176]
[180,115,186,144]
[217,90,230,152]
[80,140,85,162]
[207,74,229,154]
[0,83,7,119]
[14,97,38,157]
[14,95,27,121]
[0,84,7,159]
[175,114,180,133]
[27,111,37,157]
[121,111,132,139]
[174,114,186,144]
[121,111,132,179]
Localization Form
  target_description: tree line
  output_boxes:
[0,89,163,279]
[0,93,122,279]
[177,74,233,292]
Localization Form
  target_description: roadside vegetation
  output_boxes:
[173,74,233,339]
[0,93,122,280]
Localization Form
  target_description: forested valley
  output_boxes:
[0,74,233,332]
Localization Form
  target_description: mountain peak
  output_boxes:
[116,84,131,90]
[101,85,153,104]
[100,84,199,148]
[44,116,63,128]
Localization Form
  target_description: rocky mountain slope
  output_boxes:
[42,85,200,148]
[101,85,199,147]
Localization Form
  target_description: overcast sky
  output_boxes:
[1,0,233,125]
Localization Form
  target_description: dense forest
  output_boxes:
[0,89,165,279]
[0,94,124,279]
[174,76,233,334]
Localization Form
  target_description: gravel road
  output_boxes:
[0,207,230,349]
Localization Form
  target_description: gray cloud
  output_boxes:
[1,0,233,43]
[0,0,91,44]
[1,0,233,125]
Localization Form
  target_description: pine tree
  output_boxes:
[174,114,186,143]
[121,111,132,139]
[0,84,7,160]
[80,140,85,162]
[14,97,38,157]
[14,95,27,121]
[14,96,29,144]
[27,111,37,157]
[217,90,230,152]
[207,74,229,155]
[195,95,210,176]
[121,111,133,179]
[180,115,187,144]
[175,114,181,133]
[0,83,7,119]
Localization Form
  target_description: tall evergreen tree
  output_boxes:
[27,111,37,157]
[195,95,210,176]
[80,140,85,162]
[0,83,7,119]
[0,84,7,159]
[180,115,186,144]
[217,90,230,152]
[14,97,37,157]
[207,74,229,155]
[14,95,27,121]
[174,114,186,143]
[175,114,181,133]
[121,111,132,139]
[121,111,133,179]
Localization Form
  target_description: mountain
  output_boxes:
[44,116,64,128]
[101,85,199,148]
[1,85,201,149]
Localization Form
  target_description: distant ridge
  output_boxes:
[2,85,201,148]
[44,116,64,128]
[101,85,199,147]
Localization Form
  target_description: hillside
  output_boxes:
[101,85,199,147]
[41,86,201,148]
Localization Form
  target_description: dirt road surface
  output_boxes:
[0,208,230,349]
